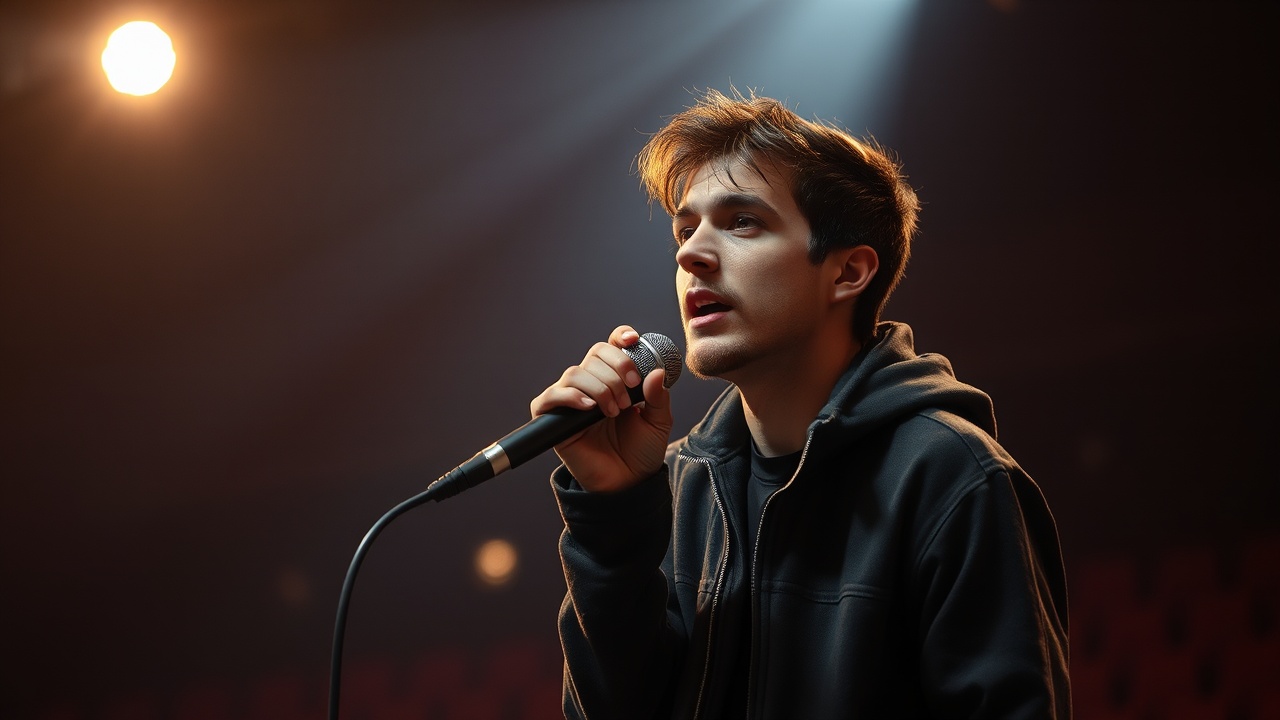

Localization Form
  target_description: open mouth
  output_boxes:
[694,302,732,317]
[685,288,734,325]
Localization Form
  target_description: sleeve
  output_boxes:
[912,469,1072,719]
[552,464,689,720]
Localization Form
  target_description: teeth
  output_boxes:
[689,293,730,318]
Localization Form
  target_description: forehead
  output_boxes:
[676,155,798,220]
[684,156,784,201]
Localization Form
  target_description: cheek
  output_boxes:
[745,256,821,314]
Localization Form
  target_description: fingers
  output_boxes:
[529,381,599,418]
[616,326,673,417]
[531,326,645,419]
[640,367,671,413]
[608,325,639,348]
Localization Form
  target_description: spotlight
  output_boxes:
[101,21,176,96]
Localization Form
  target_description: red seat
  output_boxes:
[1102,602,1173,659]
[1075,554,1143,614]
[1161,695,1231,720]
[1069,660,1119,716]
[1217,637,1280,708]
[1181,588,1254,653]
[1153,546,1221,603]
[1128,648,1202,707]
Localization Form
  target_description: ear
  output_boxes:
[828,245,879,304]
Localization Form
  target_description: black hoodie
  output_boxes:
[553,322,1070,719]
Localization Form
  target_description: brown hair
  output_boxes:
[638,89,920,344]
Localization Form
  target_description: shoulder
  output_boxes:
[898,408,1016,479]
[848,409,1034,543]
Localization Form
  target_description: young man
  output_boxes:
[530,91,1070,719]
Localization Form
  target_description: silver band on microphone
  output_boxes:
[482,443,510,476]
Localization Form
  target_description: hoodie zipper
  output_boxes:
[743,416,831,718]
[684,454,731,720]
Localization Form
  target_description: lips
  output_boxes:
[685,288,734,327]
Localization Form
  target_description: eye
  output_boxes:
[673,225,696,246]
[729,214,761,232]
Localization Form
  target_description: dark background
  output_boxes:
[2,0,1276,716]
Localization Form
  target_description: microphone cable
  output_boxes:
[325,332,680,718]
[326,465,463,720]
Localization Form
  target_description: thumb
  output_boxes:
[639,367,671,416]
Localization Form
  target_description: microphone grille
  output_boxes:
[627,332,683,389]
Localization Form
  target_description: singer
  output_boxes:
[530,90,1070,719]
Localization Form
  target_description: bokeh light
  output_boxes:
[101,21,176,96]
[474,538,518,587]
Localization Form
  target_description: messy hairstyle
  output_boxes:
[638,89,920,344]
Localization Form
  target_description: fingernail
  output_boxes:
[581,397,597,408]
[625,371,641,387]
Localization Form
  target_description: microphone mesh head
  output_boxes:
[627,332,683,389]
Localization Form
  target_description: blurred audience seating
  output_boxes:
[31,534,1280,718]
[1070,534,1280,720]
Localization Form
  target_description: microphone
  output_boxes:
[426,332,682,501]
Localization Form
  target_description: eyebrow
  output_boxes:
[672,192,780,224]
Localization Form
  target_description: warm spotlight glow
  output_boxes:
[101,21,176,96]
[474,538,518,587]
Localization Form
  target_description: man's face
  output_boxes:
[673,158,838,383]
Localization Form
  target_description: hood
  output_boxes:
[818,321,996,439]
[682,322,997,460]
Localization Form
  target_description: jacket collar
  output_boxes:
[678,322,996,463]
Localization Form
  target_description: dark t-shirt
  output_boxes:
[722,442,801,716]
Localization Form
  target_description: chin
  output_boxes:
[685,337,754,380]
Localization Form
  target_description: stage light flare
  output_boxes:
[101,21,176,96]
[474,538,518,587]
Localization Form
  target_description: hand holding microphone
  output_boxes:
[332,327,681,718]
[529,326,680,493]
[428,327,681,500]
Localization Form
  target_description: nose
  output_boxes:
[675,224,719,276]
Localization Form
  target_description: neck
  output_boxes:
[735,334,862,458]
